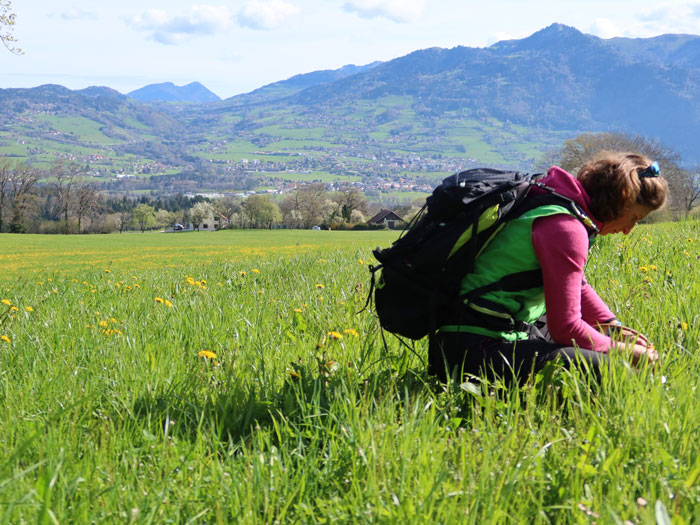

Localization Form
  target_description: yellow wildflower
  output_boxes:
[327,331,343,340]
[104,269,111,273]
[315,283,325,289]
[10,306,18,312]
[165,300,173,308]
[98,320,109,328]
[358,258,365,264]
[252,269,260,274]
[639,266,649,273]
[198,350,217,359]
[154,297,164,303]
[201,279,207,284]
[109,317,118,324]
[293,308,303,313]
[25,306,34,312]
[0,335,10,343]
[289,369,301,379]
[238,271,246,277]
[1,299,11,306]
[681,322,688,330]
[343,329,359,337]
[649,264,658,271]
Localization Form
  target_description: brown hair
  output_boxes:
[576,151,668,222]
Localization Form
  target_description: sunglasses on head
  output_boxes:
[638,161,660,179]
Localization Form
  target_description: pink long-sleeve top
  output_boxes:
[530,167,615,352]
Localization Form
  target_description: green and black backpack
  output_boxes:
[368,168,598,340]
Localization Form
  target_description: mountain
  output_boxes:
[280,23,700,159]
[2,23,700,195]
[127,82,221,103]
[221,61,382,107]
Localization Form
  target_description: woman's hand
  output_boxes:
[600,323,658,368]
[628,342,658,367]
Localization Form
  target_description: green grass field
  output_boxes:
[1,224,699,523]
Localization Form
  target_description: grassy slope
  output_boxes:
[1,225,699,522]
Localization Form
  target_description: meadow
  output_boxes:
[0,224,699,523]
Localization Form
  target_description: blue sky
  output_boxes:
[2,0,699,99]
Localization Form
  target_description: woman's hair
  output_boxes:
[576,151,668,222]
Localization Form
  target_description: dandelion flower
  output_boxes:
[238,271,246,277]
[0,335,10,343]
[1,299,11,306]
[639,266,649,273]
[649,264,658,271]
[343,329,359,337]
[289,369,301,379]
[10,306,18,312]
[681,322,688,330]
[104,269,111,273]
[154,297,164,303]
[252,269,260,274]
[164,300,173,308]
[327,331,343,340]
[198,350,217,359]
[293,308,303,313]
[25,306,34,312]
[315,283,325,289]
[98,321,109,328]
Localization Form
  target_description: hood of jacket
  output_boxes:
[532,166,604,230]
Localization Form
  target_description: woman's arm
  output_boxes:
[532,214,613,352]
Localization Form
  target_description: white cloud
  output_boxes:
[237,0,300,30]
[342,0,427,23]
[587,18,622,39]
[60,8,98,21]
[127,5,235,44]
[632,2,700,36]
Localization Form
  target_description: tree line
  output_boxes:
[0,132,698,234]
[0,159,380,234]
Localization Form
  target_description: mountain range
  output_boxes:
[1,23,699,194]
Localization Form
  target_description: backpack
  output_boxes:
[368,168,598,340]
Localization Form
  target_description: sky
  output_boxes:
[2,0,700,99]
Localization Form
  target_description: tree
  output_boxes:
[75,184,100,233]
[334,186,368,222]
[155,209,176,230]
[0,0,21,54]
[8,163,38,233]
[296,183,327,228]
[51,161,82,233]
[0,158,11,232]
[117,211,132,234]
[132,204,156,233]
[190,202,214,230]
[243,195,281,229]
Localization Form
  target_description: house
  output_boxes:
[367,209,405,229]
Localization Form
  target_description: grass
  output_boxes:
[0,224,699,522]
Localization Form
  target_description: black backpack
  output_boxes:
[368,168,598,340]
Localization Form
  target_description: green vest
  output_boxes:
[440,203,574,341]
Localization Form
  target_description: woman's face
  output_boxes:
[599,203,654,235]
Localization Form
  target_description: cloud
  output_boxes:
[237,0,300,30]
[60,8,98,21]
[127,5,235,44]
[587,18,622,39]
[342,0,426,23]
[632,2,700,36]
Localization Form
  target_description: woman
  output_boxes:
[428,151,668,383]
